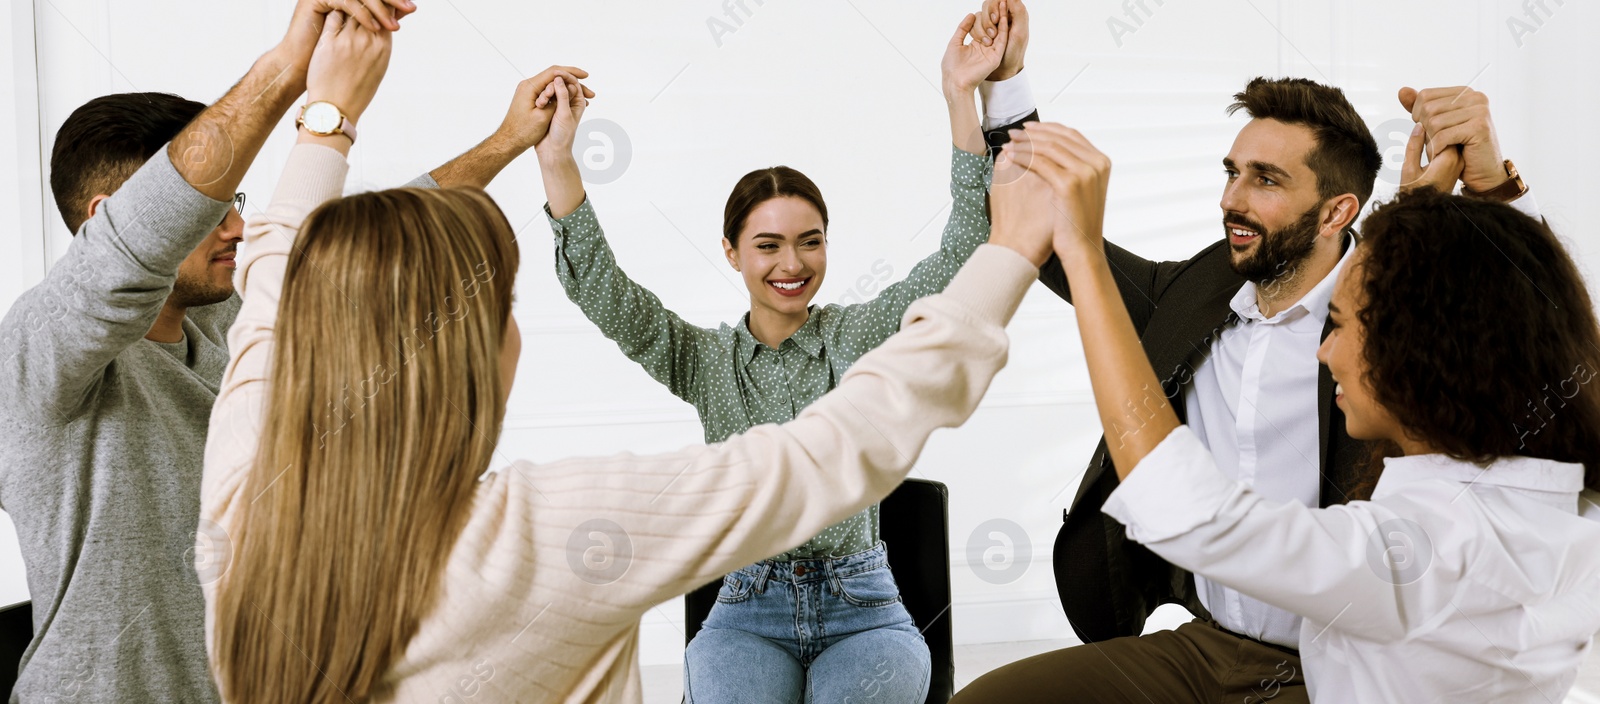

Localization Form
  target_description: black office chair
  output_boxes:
[1,601,32,700]
[684,478,954,704]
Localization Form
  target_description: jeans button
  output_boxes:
[794,565,810,576]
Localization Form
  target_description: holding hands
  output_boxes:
[998,123,1113,267]
[533,74,592,161]
[974,0,1029,82]
[492,67,597,154]
[1398,86,1525,201]
[281,0,413,89]
[942,9,1010,96]
[305,10,393,129]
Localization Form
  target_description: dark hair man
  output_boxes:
[0,1,587,698]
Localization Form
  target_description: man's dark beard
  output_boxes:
[1226,205,1322,285]
[172,274,235,308]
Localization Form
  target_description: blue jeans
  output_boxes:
[683,542,931,704]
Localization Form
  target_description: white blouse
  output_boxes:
[1103,425,1600,703]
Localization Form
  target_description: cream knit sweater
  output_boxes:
[199,143,1036,702]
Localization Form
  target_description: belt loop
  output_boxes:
[754,562,773,592]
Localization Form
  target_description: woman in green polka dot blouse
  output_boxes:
[534,12,1023,703]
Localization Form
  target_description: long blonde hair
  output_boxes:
[213,188,520,702]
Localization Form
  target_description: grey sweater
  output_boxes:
[0,151,437,703]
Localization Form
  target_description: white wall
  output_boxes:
[2,0,1596,664]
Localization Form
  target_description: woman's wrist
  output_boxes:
[946,92,985,156]
[1058,243,1111,281]
[943,79,979,103]
[535,143,577,168]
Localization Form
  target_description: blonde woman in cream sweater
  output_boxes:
[195,13,1055,703]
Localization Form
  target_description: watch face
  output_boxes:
[302,102,342,135]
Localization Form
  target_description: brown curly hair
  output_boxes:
[1356,188,1600,491]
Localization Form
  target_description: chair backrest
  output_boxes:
[684,478,954,704]
[1,601,32,700]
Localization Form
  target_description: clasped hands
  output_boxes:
[989,123,1112,272]
[1397,85,1511,195]
[286,0,595,155]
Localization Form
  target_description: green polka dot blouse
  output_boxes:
[545,146,993,560]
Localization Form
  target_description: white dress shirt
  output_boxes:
[1103,426,1600,703]
[1182,239,1355,646]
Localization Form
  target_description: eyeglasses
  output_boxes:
[219,193,246,228]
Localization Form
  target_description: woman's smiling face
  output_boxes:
[724,196,829,318]
[1317,249,1408,447]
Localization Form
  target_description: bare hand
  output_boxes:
[942,11,1009,96]
[1003,122,1112,264]
[1398,122,1464,194]
[285,0,412,57]
[306,11,392,125]
[534,76,591,161]
[975,0,1028,81]
[1399,86,1505,193]
[313,0,413,31]
[988,149,1056,266]
[494,66,595,152]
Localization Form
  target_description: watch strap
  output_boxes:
[296,102,357,145]
[1462,159,1527,202]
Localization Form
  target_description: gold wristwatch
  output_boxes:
[296,101,357,144]
[1461,159,1528,202]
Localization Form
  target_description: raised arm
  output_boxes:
[821,11,1007,353]
[532,78,716,402]
[424,67,594,190]
[1006,122,1177,475]
[541,165,1057,612]
[0,0,409,422]
[519,242,1048,616]
[202,10,392,514]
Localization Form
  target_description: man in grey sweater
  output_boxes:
[0,1,579,698]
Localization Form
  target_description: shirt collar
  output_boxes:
[734,307,826,365]
[1229,233,1358,324]
[1372,453,1587,501]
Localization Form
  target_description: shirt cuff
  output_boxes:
[267,143,350,215]
[1507,189,1540,220]
[402,172,441,190]
[546,197,600,237]
[1101,426,1243,543]
[935,244,1037,328]
[980,68,1037,131]
[951,145,994,190]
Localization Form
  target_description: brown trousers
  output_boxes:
[949,620,1308,703]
